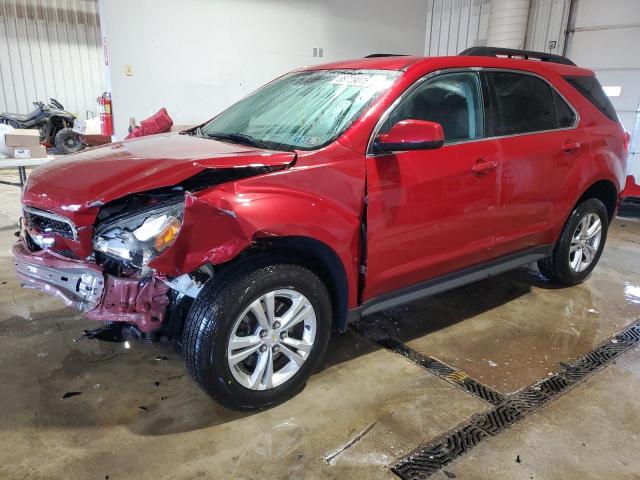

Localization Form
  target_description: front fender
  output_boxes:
[149,162,365,309]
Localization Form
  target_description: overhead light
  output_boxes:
[602,86,622,97]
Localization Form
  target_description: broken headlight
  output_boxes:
[93,201,184,267]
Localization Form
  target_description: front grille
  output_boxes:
[23,207,77,240]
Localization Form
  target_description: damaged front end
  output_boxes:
[14,189,199,334]
[14,165,278,335]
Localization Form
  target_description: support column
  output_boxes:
[486,0,531,49]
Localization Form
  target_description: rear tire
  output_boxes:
[537,198,608,285]
[182,258,332,410]
[54,127,84,154]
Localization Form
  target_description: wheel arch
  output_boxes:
[574,179,618,223]
[240,236,350,332]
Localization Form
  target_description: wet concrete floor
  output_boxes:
[1,169,639,479]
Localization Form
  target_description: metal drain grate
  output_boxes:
[352,323,505,405]
[391,321,640,480]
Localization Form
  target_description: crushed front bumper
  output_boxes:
[13,241,103,311]
[13,242,169,332]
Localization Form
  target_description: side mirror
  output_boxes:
[373,120,444,153]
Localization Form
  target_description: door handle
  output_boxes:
[471,160,498,175]
[562,142,581,153]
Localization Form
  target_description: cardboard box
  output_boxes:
[10,145,47,159]
[4,129,41,147]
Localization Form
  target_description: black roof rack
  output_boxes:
[459,47,576,66]
[364,53,409,58]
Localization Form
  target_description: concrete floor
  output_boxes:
[1,168,639,479]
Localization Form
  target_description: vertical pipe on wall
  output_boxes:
[486,0,531,48]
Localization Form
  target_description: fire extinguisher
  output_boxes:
[97,92,114,137]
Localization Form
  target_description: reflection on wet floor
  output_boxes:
[0,183,639,479]
[356,220,640,393]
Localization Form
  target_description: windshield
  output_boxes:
[198,69,400,151]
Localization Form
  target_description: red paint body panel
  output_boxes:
[364,139,500,300]
[14,54,628,331]
[22,133,295,220]
[150,142,366,308]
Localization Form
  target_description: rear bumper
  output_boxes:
[13,242,169,332]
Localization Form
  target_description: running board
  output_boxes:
[349,245,552,321]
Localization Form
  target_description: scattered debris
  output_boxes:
[516,454,521,463]
[487,360,498,367]
[443,470,456,478]
[296,452,304,460]
[62,391,82,399]
[155,356,168,361]
[323,420,379,465]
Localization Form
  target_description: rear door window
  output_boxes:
[486,71,560,136]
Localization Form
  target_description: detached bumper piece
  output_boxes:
[13,242,169,332]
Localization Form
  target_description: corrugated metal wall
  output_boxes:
[524,0,571,53]
[424,0,570,56]
[0,0,104,118]
[424,0,491,56]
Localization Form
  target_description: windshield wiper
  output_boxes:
[201,131,270,149]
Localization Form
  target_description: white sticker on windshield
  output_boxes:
[331,74,374,86]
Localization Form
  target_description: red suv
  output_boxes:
[14,48,628,409]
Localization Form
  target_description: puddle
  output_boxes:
[624,283,640,305]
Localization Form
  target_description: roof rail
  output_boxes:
[459,47,576,66]
[364,53,409,58]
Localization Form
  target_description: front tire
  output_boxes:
[538,198,608,285]
[182,259,332,410]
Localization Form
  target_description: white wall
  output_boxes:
[564,0,640,181]
[100,0,428,138]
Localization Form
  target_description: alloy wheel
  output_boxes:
[569,212,603,272]
[226,289,317,390]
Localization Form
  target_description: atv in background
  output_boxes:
[0,98,84,154]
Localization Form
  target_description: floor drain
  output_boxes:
[391,321,640,480]
[351,323,505,405]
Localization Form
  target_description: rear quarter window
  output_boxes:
[564,76,618,122]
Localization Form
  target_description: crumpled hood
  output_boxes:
[22,132,295,223]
